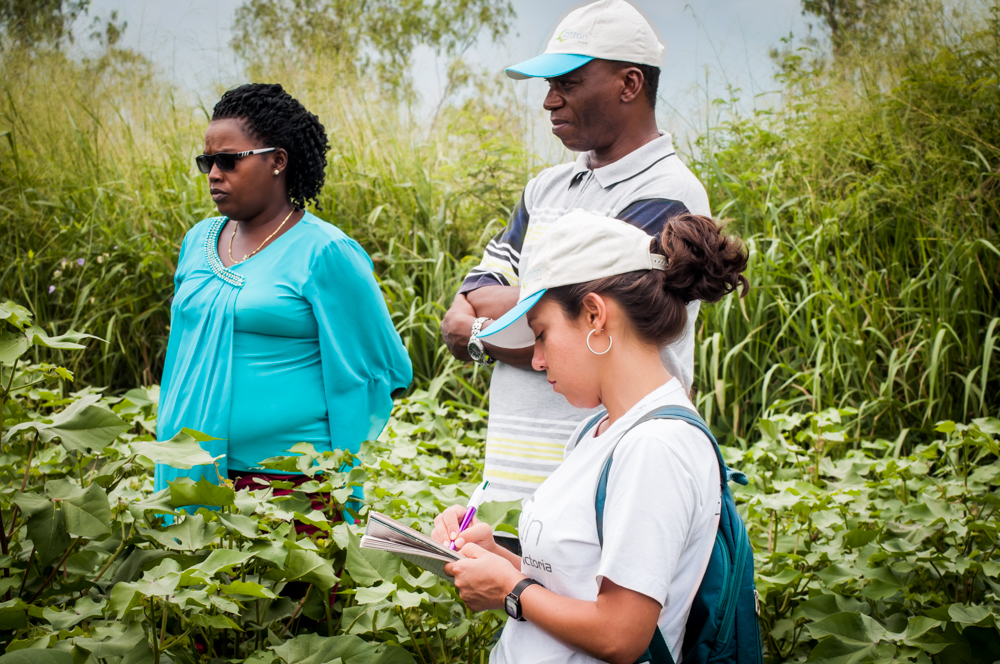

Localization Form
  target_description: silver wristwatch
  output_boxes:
[467,317,496,366]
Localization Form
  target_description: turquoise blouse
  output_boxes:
[154,213,412,491]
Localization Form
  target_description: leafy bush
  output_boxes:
[737,408,1000,661]
[3,298,999,662]
[0,301,512,662]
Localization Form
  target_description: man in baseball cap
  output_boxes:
[441,0,710,517]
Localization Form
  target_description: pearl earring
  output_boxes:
[273,169,280,175]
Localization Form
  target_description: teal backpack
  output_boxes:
[581,405,764,664]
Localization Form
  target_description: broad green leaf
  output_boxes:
[0,301,32,329]
[191,549,253,577]
[804,637,894,664]
[807,611,888,644]
[947,603,996,630]
[188,613,241,631]
[370,646,416,664]
[903,616,949,654]
[61,483,112,538]
[12,492,52,519]
[168,477,235,508]
[42,597,105,630]
[294,510,332,532]
[477,499,522,536]
[72,621,145,658]
[109,583,143,619]
[132,429,223,470]
[135,571,181,598]
[139,513,220,551]
[356,582,396,604]
[41,400,127,453]
[345,531,400,586]
[0,599,28,630]
[0,330,29,365]
[816,564,856,588]
[249,541,289,567]
[220,580,277,599]
[219,512,261,539]
[26,505,70,567]
[271,633,382,664]
[26,326,96,350]
[0,650,72,664]
[282,549,339,591]
[393,589,425,609]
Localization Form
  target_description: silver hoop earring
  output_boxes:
[587,329,612,355]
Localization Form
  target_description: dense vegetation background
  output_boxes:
[0,0,998,662]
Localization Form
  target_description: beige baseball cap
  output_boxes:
[505,0,665,80]
[477,209,667,349]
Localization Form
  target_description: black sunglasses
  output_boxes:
[195,148,276,174]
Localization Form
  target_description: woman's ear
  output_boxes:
[580,293,608,331]
[270,148,289,174]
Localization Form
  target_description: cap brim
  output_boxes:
[505,53,593,80]
[476,289,546,349]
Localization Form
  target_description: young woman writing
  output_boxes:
[432,210,749,664]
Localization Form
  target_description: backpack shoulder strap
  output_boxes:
[595,406,748,546]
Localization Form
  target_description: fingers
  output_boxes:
[432,504,467,545]
[458,542,484,559]
[454,522,493,550]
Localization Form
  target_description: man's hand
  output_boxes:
[440,287,535,367]
[441,294,477,362]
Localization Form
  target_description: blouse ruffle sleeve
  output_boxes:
[302,237,413,455]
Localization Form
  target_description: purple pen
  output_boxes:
[450,480,490,551]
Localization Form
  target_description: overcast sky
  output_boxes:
[76,0,812,152]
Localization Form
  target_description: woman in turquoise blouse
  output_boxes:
[156,83,412,494]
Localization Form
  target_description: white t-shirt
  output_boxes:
[490,380,722,664]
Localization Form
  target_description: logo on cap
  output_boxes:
[556,29,589,43]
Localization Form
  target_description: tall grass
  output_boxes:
[0,48,532,403]
[688,4,1000,443]
[1,0,997,448]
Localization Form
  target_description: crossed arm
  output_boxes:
[440,285,534,367]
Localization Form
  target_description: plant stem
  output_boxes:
[279,585,311,638]
[29,537,79,603]
[20,430,39,492]
[79,525,129,598]
[17,548,35,598]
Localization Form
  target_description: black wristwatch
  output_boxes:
[504,578,542,621]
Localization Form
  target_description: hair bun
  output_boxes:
[658,214,749,304]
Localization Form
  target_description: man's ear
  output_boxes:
[620,66,645,105]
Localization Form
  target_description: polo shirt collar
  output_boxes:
[570,131,676,189]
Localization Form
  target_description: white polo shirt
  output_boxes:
[490,380,722,663]
[459,133,711,503]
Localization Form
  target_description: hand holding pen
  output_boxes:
[451,480,490,550]
[431,481,491,551]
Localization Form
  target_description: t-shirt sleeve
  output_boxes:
[595,421,716,605]
[458,192,530,293]
[302,238,414,454]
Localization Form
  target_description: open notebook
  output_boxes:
[361,511,462,580]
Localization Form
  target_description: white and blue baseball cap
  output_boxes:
[505,0,666,80]
[477,210,668,349]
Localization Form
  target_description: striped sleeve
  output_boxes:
[616,198,691,235]
[459,193,530,293]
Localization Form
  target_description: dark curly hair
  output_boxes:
[212,83,330,210]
